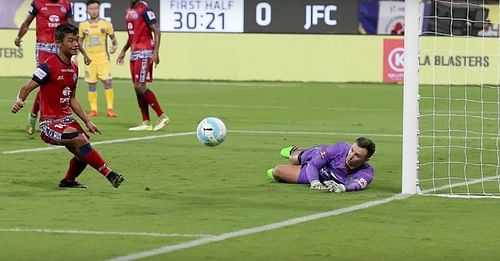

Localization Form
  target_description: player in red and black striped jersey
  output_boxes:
[11,24,124,189]
[117,0,170,131]
[14,0,91,135]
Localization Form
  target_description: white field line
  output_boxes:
[167,103,394,112]
[0,228,215,238]
[2,131,195,154]
[104,193,411,261]
[4,129,496,155]
[420,175,500,196]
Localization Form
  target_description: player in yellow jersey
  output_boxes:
[79,0,117,117]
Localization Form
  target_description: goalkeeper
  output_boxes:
[267,137,375,192]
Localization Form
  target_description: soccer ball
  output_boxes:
[196,117,227,146]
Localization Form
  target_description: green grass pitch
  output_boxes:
[1,77,499,260]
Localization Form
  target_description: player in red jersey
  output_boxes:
[11,24,124,189]
[117,0,170,131]
[14,0,91,135]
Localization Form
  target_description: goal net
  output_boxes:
[404,0,500,198]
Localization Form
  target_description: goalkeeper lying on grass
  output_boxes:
[267,137,375,193]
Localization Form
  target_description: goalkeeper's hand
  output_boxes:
[325,180,346,193]
[310,180,328,190]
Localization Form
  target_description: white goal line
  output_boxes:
[0,228,215,238]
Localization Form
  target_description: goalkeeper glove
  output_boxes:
[326,180,346,193]
[310,180,328,190]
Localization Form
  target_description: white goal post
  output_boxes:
[403,0,500,198]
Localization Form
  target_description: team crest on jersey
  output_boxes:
[60,6,66,13]
[73,73,77,82]
[128,10,139,20]
[101,28,106,34]
[320,150,328,159]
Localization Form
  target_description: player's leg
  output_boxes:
[85,63,99,116]
[41,120,124,188]
[270,165,303,183]
[61,125,125,188]
[103,79,116,117]
[98,62,116,117]
[128,60,152,130]
[289,148,305,164]
[135,57,169,131]
[60,156,88,188]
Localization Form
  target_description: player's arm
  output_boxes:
[15,8,36,47]
[150,23,161,67]
[11,80,39,113]
[107,22,118,54]
[327,168,374,193]
[116,41,130,65]
[78,44,92,65]
[70,94,101,134]
[12,63,49,113]
[304,149,333,190]
[144,8,160,67]
[345,169,374,192]
[109,33,118,54]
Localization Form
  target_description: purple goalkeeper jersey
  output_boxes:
[297,142,375,191]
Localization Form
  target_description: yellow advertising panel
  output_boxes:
[419,36,500,85]
[1,28,499,84]
[0,29,383,82]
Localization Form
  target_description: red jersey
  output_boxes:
[29,0,72,44]
[32,55,78,120]
[126,1,157,51]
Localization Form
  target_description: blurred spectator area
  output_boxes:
[359,0,499,36]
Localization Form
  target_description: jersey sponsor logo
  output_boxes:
[62,86,71,97]
[49,15,60,23]
[34,68,47,80]
[48,15,61,28]
[146,10,156,20]
[357,178,368,188]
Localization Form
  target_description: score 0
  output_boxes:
[255,2,271,26]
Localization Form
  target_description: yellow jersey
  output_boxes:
[79,19,114,62]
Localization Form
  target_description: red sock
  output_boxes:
[79,144,112,176]
[136,94,150,121]
[64,157,87,181]
[143,89,164,117]
[31,92,40,115]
